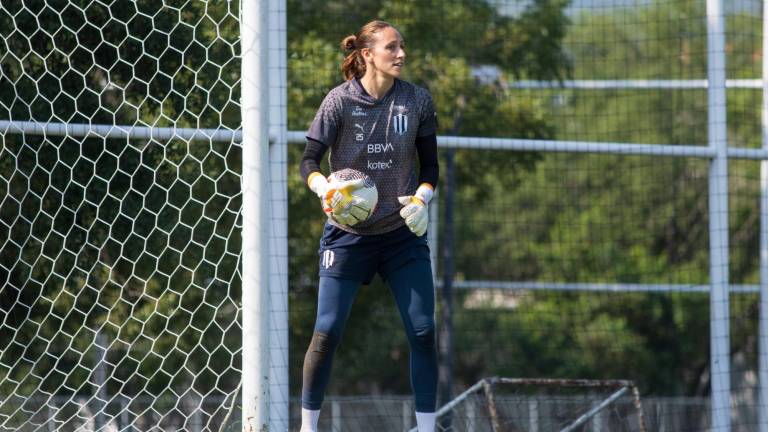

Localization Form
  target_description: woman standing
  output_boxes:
[299,20,440,432]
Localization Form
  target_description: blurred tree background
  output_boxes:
[0,0,764,426]
[286,0,762,404]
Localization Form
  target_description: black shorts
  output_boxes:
[317,222,430,285]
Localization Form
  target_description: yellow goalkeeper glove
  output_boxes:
[308,172,367,225]
[397,183,434,237]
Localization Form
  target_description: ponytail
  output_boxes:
[339,20,394,81]
[340,35,365,81]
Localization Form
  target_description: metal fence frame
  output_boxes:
[1,0,767,430]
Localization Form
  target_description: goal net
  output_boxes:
[426,377,646,432]
[0,1,246,430]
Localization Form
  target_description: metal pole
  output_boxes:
[438,148,455,430]
[241,0,271,430]
[706,0,731,430]
[268,0,288,430]
[559,387,629,432]
[528,399,538,432]
[403,399,410,432]
[758,0,768,428]
[94,331,108,431]
[331,400,342,431]
[429,190,439,284]
[482,379,501,432]
[284,129,768,160]
[631,385,648,432]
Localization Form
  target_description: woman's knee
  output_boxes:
[314,310,347,342]
[410,321,436,350]
[306,331,339,356]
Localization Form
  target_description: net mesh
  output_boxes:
[0,0,766,430]
[0,1,243,430]
[433,379,645,432]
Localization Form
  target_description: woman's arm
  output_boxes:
[415,133,438,189]
[300,138,329,185]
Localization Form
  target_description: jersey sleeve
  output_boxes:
[306,89,343,146]
[416,88,438,137]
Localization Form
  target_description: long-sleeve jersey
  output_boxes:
[306,77,438,235]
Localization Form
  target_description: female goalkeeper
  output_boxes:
[299,20,440,432]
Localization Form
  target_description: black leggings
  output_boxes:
[301,258,437,412]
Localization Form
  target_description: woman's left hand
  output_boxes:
[398,195,428,236]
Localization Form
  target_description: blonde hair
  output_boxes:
[340,20,395,81]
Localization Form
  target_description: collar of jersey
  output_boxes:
[352,77,399,104]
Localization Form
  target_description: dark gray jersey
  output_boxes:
[307,78,438,235]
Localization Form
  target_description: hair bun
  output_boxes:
[341,35,357,52]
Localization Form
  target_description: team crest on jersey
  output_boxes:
[393,105,408,135]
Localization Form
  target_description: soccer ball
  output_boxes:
[326,168,378,225]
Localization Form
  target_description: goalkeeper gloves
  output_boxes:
[308,172,368,226]
[398,183,434,237]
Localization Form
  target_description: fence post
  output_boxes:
[438,148,456,430]
[705,0,731,430]
[528,398,538,432]
[758,0,768,429]
[48,404,56,432]
[120,398,131,432]
[331,400,341,431]
[241,0,272,429]
[268,0,289,430]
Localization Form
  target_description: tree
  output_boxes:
[447,0,762,398]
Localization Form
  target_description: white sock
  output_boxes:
[300,408,321,432]
[415,411,437,432]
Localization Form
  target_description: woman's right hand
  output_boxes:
[309,172,366,222]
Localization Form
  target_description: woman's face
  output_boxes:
[362,26,406,78]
